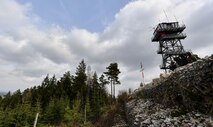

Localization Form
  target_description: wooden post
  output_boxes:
[33,113,39,127]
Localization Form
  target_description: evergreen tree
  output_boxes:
[10,89,22,109]
[85,96,92,121]
[58,71,74,99]
[104,63,121,101]
[40,75,50,109]
[1,91,11,110]
[91,72,101,120]
[41,74,50,88]
[22,88,32,104]
[48,75,57,97]
[99,74,109,106]
[64,97,83,127]
[44,99,67,125]
[0,107,5,126]
[13,103,34,127]
[73,60,87,110]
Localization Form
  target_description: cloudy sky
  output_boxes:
[0,0,212,94]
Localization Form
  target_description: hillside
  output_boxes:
[124,55,213,127]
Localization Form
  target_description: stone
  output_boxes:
[187,122,192,126]
[135,117,139,122]
[142,118,151,125]
[182,119,190,123]
[197,124,204,127]
[164,118,171,123]
[151,120,160,126]
[134,121,138,125]
[160,123,166,127]
[182,123,190,127]
[174,121,179,126]
[195,113,201,117]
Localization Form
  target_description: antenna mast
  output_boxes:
[163,10,169,22]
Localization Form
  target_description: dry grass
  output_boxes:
[92,105,118,127]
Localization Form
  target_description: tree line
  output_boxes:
[0,60,120,127]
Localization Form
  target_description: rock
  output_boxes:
[151,120,160,126]
[182,123,190,127]
[164,118,171,123]
[174,121,179,126]
[161,123,166,127]
[133,121,138,126]
[182,119,190,123]
[188,122,193,126]
[135,117,139,122]
[195,113,201,117]
[142,118,151,125]
[197,124,204,127]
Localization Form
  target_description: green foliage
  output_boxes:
[104,63,121,84]
[81,121,92,127]
[99,75,109,106]
[64,98,83,127]
[43,99,67,125]
[0,103,34,127]
[73,60,87,110]
[85,96,92,120]
[91,72,101,119]
[0,60,113,126]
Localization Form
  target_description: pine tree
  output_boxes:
[104,63,121,102]
[44,99,67,125]
[85,96,92,121]
[73,60,87,110]
[40,75,51,109]
[91,72,101,120]
[99,74,109,106]
[22,88,32,104]
[9,89,22,109]
[64,97,83,127]
[0,108,5,126]
[1,91,11,110]
[59,71,74,99]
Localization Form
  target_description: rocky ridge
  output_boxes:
[125,55,213,127]
[126,99,212,127]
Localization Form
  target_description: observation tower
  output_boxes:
[152,22,188,72]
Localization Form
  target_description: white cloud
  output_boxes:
[0,0,212,93]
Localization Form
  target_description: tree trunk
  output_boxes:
[111,79,113,104]
[113,82,115,100]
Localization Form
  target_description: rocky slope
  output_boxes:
[125,55,213,127]
[126,99,212,127]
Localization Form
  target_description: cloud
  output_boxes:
[0,0,212,93]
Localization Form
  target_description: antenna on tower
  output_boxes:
[163,10,169,22]
[174,15,178,22]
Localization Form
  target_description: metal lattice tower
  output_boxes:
[152,22,187,72]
